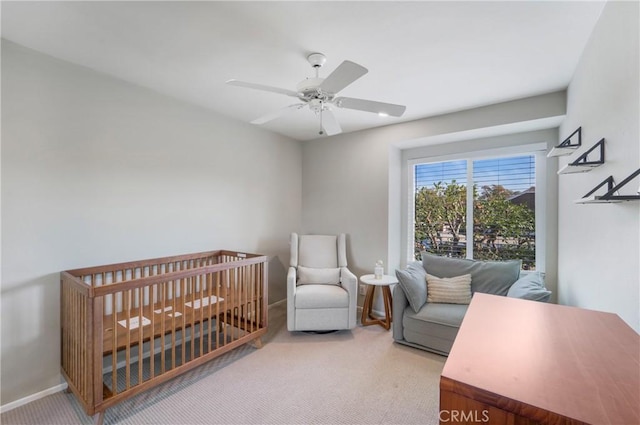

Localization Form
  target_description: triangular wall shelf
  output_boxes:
[548,127,581,157]
[575,168,640,204]
[558,138,605,174]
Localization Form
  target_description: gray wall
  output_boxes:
[1,40,302,404]
[558,1,640,332]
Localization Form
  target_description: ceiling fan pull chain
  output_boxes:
[319,101,324,135]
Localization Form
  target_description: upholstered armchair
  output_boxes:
[287,233,357,331]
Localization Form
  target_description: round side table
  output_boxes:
[359,274,398,330]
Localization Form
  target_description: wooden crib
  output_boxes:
[60,250,268,424]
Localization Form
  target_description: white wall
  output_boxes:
[302,92,565,296]
[558,1,640,332]
[1,40,302,404]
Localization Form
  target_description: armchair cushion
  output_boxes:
[395,261,428,313]
[297,266,340,285]
[294,284,349,309]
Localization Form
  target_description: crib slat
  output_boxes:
[159,281,165,375]
[199,271,205,358]
[233,267,238,342]
[124,289,131,391]
[149,278,155,381]
[93,295,104,409]
[189,270,195,362]
[138,286,144,386]
[247,265,251,333]
[111,293,117,396]
[69,288,75,395]
[171,274,179,369]
[223,268,229,344]
[77,291,82,398]
[171,277,177,371]
[256,263,260,331]
[206,271,213,354]
[236,267,240,335]
[181,268,187,366]
[244,265,249,334]
[215,271,221,351]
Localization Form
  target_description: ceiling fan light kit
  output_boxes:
[226,52,406,137]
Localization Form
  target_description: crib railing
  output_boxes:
[61,250,268,418]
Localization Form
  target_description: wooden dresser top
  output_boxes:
[441,293,640,424]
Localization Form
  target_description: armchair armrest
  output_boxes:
[287,267,297,331]
[339,267,357,296]
[340,267,358,329]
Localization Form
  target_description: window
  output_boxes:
[411,152,540,270]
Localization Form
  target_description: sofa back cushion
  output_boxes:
[395,261,428,313]
[507,271,551,302]
[421,252,521,296]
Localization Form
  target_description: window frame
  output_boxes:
[407,143,547,271]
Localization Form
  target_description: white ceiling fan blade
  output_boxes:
[334,96,406,117]
[226,79,299,98]
[321,108,342,136]
[251,104,305,125]
[319,60,368,94]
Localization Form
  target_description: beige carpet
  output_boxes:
[2,303,445,424]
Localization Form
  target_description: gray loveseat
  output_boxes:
[392,252,551,355]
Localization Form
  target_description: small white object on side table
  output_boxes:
[359,274,398,330]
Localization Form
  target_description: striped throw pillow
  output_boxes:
[426,273,472,304]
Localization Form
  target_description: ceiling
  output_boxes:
[1,1,606,141]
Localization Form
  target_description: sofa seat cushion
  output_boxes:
[295,284,349,309]
[402,303,469,354]
[408,302,469,327]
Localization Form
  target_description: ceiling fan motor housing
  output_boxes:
[296,77,334,103]
[296,77,324,93]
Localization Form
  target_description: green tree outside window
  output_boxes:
[414,181,535,269]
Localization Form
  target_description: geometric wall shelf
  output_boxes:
[558,138,605,174]
[574,168,640,203]
[574,176,617,203]
[548,127,581,157]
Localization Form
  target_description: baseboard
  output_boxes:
[357,305,385,318]
[268,298,286,309]
[0,383,68,414]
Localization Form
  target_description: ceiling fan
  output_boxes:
[226,53,406,136]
